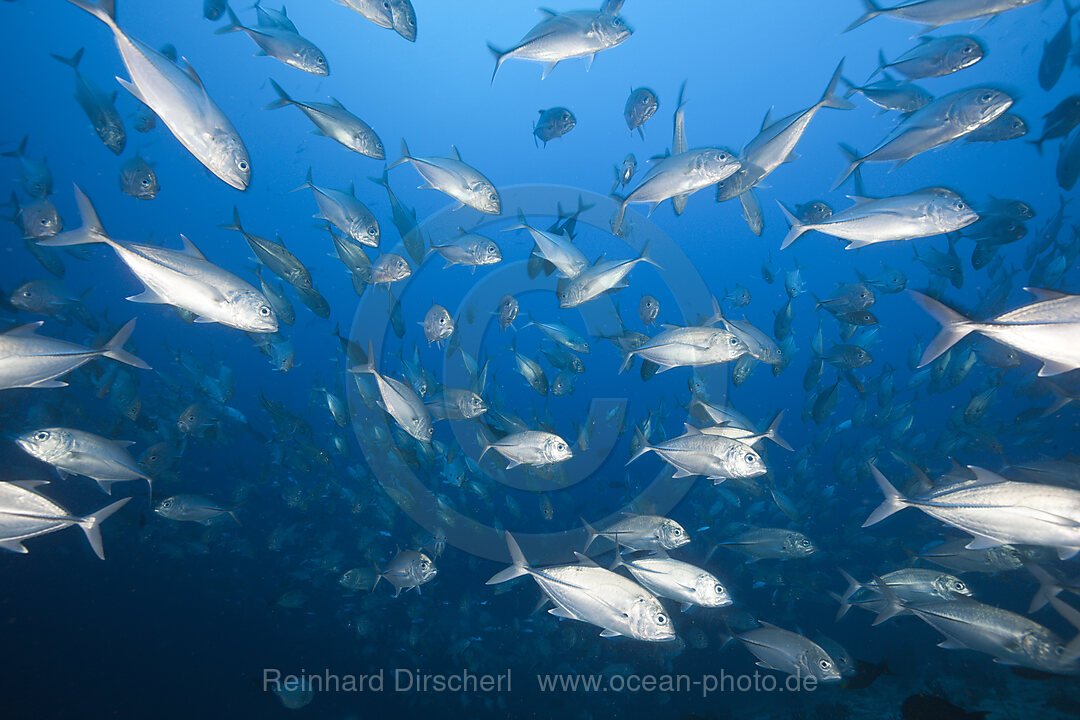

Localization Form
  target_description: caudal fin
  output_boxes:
[581,517,600,552]
[832,142,864,191]
[264,78,294,110]
[869,574,905,625]
[50,47,85,69]
[78,497,130,560]
[386,139,412,171]
[1027,564,1064,613]
[213,5,245,34]
[290,167,314,193]
[835,568,862,620]
[100,318,151,369]
[486,531,531,584]
[862,464,908,527]
[819,59,856,111]
[37,184,108,247]
[487,43,508,84]
[844,0,884,33]
[907,291,976,367]
[763,409,793,451]
[778,202,808,250]
[62,0,117,29]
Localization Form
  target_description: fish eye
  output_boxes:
[22,291,31,297]
[368,226,376,235]
[673,527,681,535]
[800,539,810,547]
[729,337,739,345]
[744,453,755,464]
[34,430,49,441]
[317,57,326,65]
[656,614,667,624]
[980,92,993,102]
[39,218,47,225]
[238,160,249,172]
[141,179,150,187]
[963,46,973,54]
[715,584,724,594]
[259,306,271,317]
[819,660,830,670]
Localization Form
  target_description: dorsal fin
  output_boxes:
[573,552,600,567]
[179,234,207,260]
[450,145,462,161]
[181,58,206,90]
[4,321,44,336]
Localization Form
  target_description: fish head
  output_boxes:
[294,47,329,76]
[352,131,384,160]
[390,0,417,41]
[477,239,502,265]
[102,123,126,155]
[929,190,979,232]
[16,427,68,462]
[542,435,573,464]
[556,279,584,309]
[628,598,676,642]
[458,391,487,418]
[10,281,46,313]
[948,38,984,72]
[208,130,251,190]
[122,165,159,200]
[696,574,732,607]
[787,532,817,557]
[349,218,380,248]
[22,201,63,237]
[958,88,1013,130]
[413,415,434,443]
[730,444,767,479]
[933,573,973,598]
[472,184,501,215]
[154,496,181,519]
[595,12,633,47]
[412,551,437,584]
[659,519,690,549]
[234,290,279,333]
[802,648,842,682]
[702,149,740,184]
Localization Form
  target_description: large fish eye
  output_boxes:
[556,442,567,452]
[39,218,48,225]
[22,290,32,297]
[673,527,681,535]
[744,453,755,464]
[34,430,49,441]
[715,584,724,594]
[963,45,973,54]
[259,306,272,317]
[729,337,740,345]
[368,226,376,235]
[819,660,831,670]
[799,539,810,547]
[953,580,967,592]
[141,178,150,187]
[238,160,249,172]
[980,92,993,102]
[656,614,667,624]
[955,201,966,211]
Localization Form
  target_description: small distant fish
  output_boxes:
[50,47,126,155]
[534,107,576,146]
[624,87,659,138]
[374,549,437,596]
[118,153,159,199]
[497,295,518,330]
[155,494,238,524]
[488,9,632,82]
[638,295,659,326]
[389,140,500,215]
[422,304,454,346]
[215,5,329,75]
[266,80,384,159]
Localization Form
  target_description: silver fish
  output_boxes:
[64,0,251,189]
[266,80,384,159]
[16,427,151,495]
[388,140,500,215]
[0,481,128,559]
[488,10,632,82]
[0,319,148,390]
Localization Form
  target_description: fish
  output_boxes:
[374,549,436,596]
[875,36,984,80]
[488,9,633,82]
[215,5,329,75]
[292,168,379,248]
[16,427,151,496]
[422,304,454,346]
[864,464,1080,559]
[1058,128,1080,190]
[42,187,277,332]
[0,319,148,390]
[388,140,500,215]
[639,295,659,326]
[2,137,53,198]
[220,207,312,291]
[1039,0,1079,91]
[736,623,841,682]
[624,87,659,138]
[63,0,251,189]
[628,425,766,483]
[582,514,689,552]
[0,482,128,559]
[505,211,588,279]
[387,0,417,42]
[533,107,576,147]
[155,494,238,524]
[480,430,572,469]
[611,546,731,611]
[556,244,659,308]
[611,86,741,232]
[911,289,1080,376]
[717,60,854,205]
[715,528,817,560]
[846,0,1040,33]
[334,0,394,30]
[425,388,487,420]
[265,79,384,159]
[834,567,972,621]
[50,47,127,154]
[118,153,159,199]
[842,73,934,115]
[349,343,432,443]
[487,532,675,642]
[964,113,1027,143]
[203,0,226,20]
[781,188,977,250]
[430,229,502,269]
[494,295,519,332]
[834,88,1014,188]
[612,153,637,192]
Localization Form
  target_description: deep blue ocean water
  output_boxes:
[1,1,1078,718]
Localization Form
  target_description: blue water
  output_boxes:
[1,1,1079,718]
